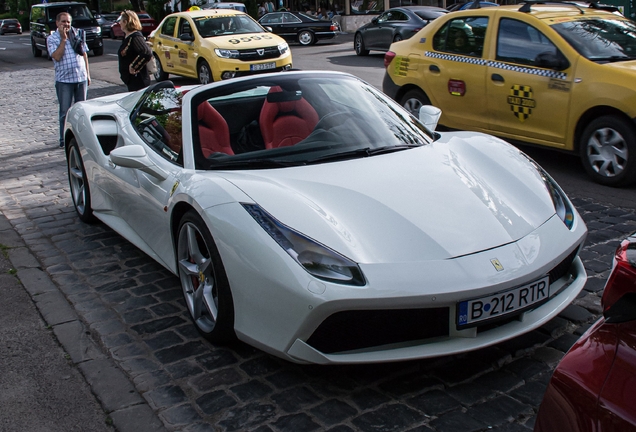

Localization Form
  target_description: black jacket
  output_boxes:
[118,31,152,91]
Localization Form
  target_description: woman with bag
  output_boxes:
[117,10,153,92]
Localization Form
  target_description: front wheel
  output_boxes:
[579,115,636,186]
[399,88,431,117]
[153,53,169,81]
[177,211,235,342]
[197,59,212,85]
[298,30,314,46]
[354,33,369,56]
[67,138,95,223]
[32,39,42,57]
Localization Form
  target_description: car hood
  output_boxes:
[218,132,558,263]
[203,32,285,48]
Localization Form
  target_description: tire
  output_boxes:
[579,115,636,186]
[393,34,403,42]
[153,53,169,81]
[177,211,235,342]
[297,30,314,46]
[32,38,42,57]
[198,59,212,85]
[400,88,431,117]
[92,46,104,56]
[67,138,96,223]
[354,32,369,56]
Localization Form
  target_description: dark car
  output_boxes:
[95,12,118,37]
[446,1,499,11]
[30,2,103,57]
[0,19,22,35]
[535,232,636,432]
[354,6,447,56]
[259,11,337,46]
[110,12,158,38]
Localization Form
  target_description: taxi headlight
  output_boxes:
[278,42,288,54]
[214,48,240,59]
[242,203,365,286]
[95,26,101,34]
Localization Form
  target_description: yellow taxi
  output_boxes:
[383,1,636,186]
[149,10,292,85]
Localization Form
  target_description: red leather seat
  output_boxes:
[198,102,234,157]
[259,86,319,149]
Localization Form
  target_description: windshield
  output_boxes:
[48,4,94,24]
[194,14,264,37]
[552,17,636,61]
[192,74,434,170]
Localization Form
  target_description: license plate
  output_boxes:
[251,62,275,71]
[142,23,152,27]
[457,276,550,328]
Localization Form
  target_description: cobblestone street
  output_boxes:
[1,68,635,432]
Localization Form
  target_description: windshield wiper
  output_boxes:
[207,158,301,169]
[592,55,635,62]
[306,145,418,164]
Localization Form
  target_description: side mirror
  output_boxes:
[264,26,273,32]
[371,17,378,24]
[535,51,570,71]
[109,145,168,180]
[37,18,45,24]
[419,105,442,131]
[179,33,194,42]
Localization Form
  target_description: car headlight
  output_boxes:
[95,26,101,34]
[524,156,575,230]
[242,203,365,286]
[215,48,240,59]
[278,42,288,54]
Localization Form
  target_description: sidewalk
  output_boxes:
[0,69,164,432]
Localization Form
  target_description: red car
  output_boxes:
[0,19,22,35]
[535,233,636,432]
[109,12,157,38]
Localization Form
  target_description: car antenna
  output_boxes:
[468,0,482,9]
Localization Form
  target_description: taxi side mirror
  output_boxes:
[179,33,194,42]
[535,51,570,71]
[372,17,379,24]
[419,105,442,131]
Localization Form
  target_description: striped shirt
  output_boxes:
[47,30,88,83]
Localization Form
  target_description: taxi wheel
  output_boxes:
[298,30,314,46]
[580,115,636,186]
[153,54,169,81]
[400,89,431,117]
[355,33,369,56]
[198,60,212,85]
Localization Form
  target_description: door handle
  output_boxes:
[491,74,504,82]
[174,45,179,48]
[157,41,162,45]
[429,65,440,72]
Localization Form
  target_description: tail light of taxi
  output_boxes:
[384,51,396,68]
[602,235,636,323]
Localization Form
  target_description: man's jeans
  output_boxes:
[55,81,87,147]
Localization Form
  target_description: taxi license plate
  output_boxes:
[251,62,275,71]
[457,276,550,328]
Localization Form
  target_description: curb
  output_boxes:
[2,211,167,432]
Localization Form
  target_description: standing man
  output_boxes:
[47,12,91,149]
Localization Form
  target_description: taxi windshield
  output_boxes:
[193,74,434,170]
[194,15,264,37]
[552,17,636,62]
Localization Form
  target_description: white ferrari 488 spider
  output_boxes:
[64,71,587,364]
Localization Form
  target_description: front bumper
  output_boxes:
[210,201,587,364]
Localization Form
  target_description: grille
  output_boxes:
[306,308,449,354]
[548,246,579,284]
[238,46,281,61]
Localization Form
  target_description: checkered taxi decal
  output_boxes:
[508,85,535,122]
[424,51,568,80]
